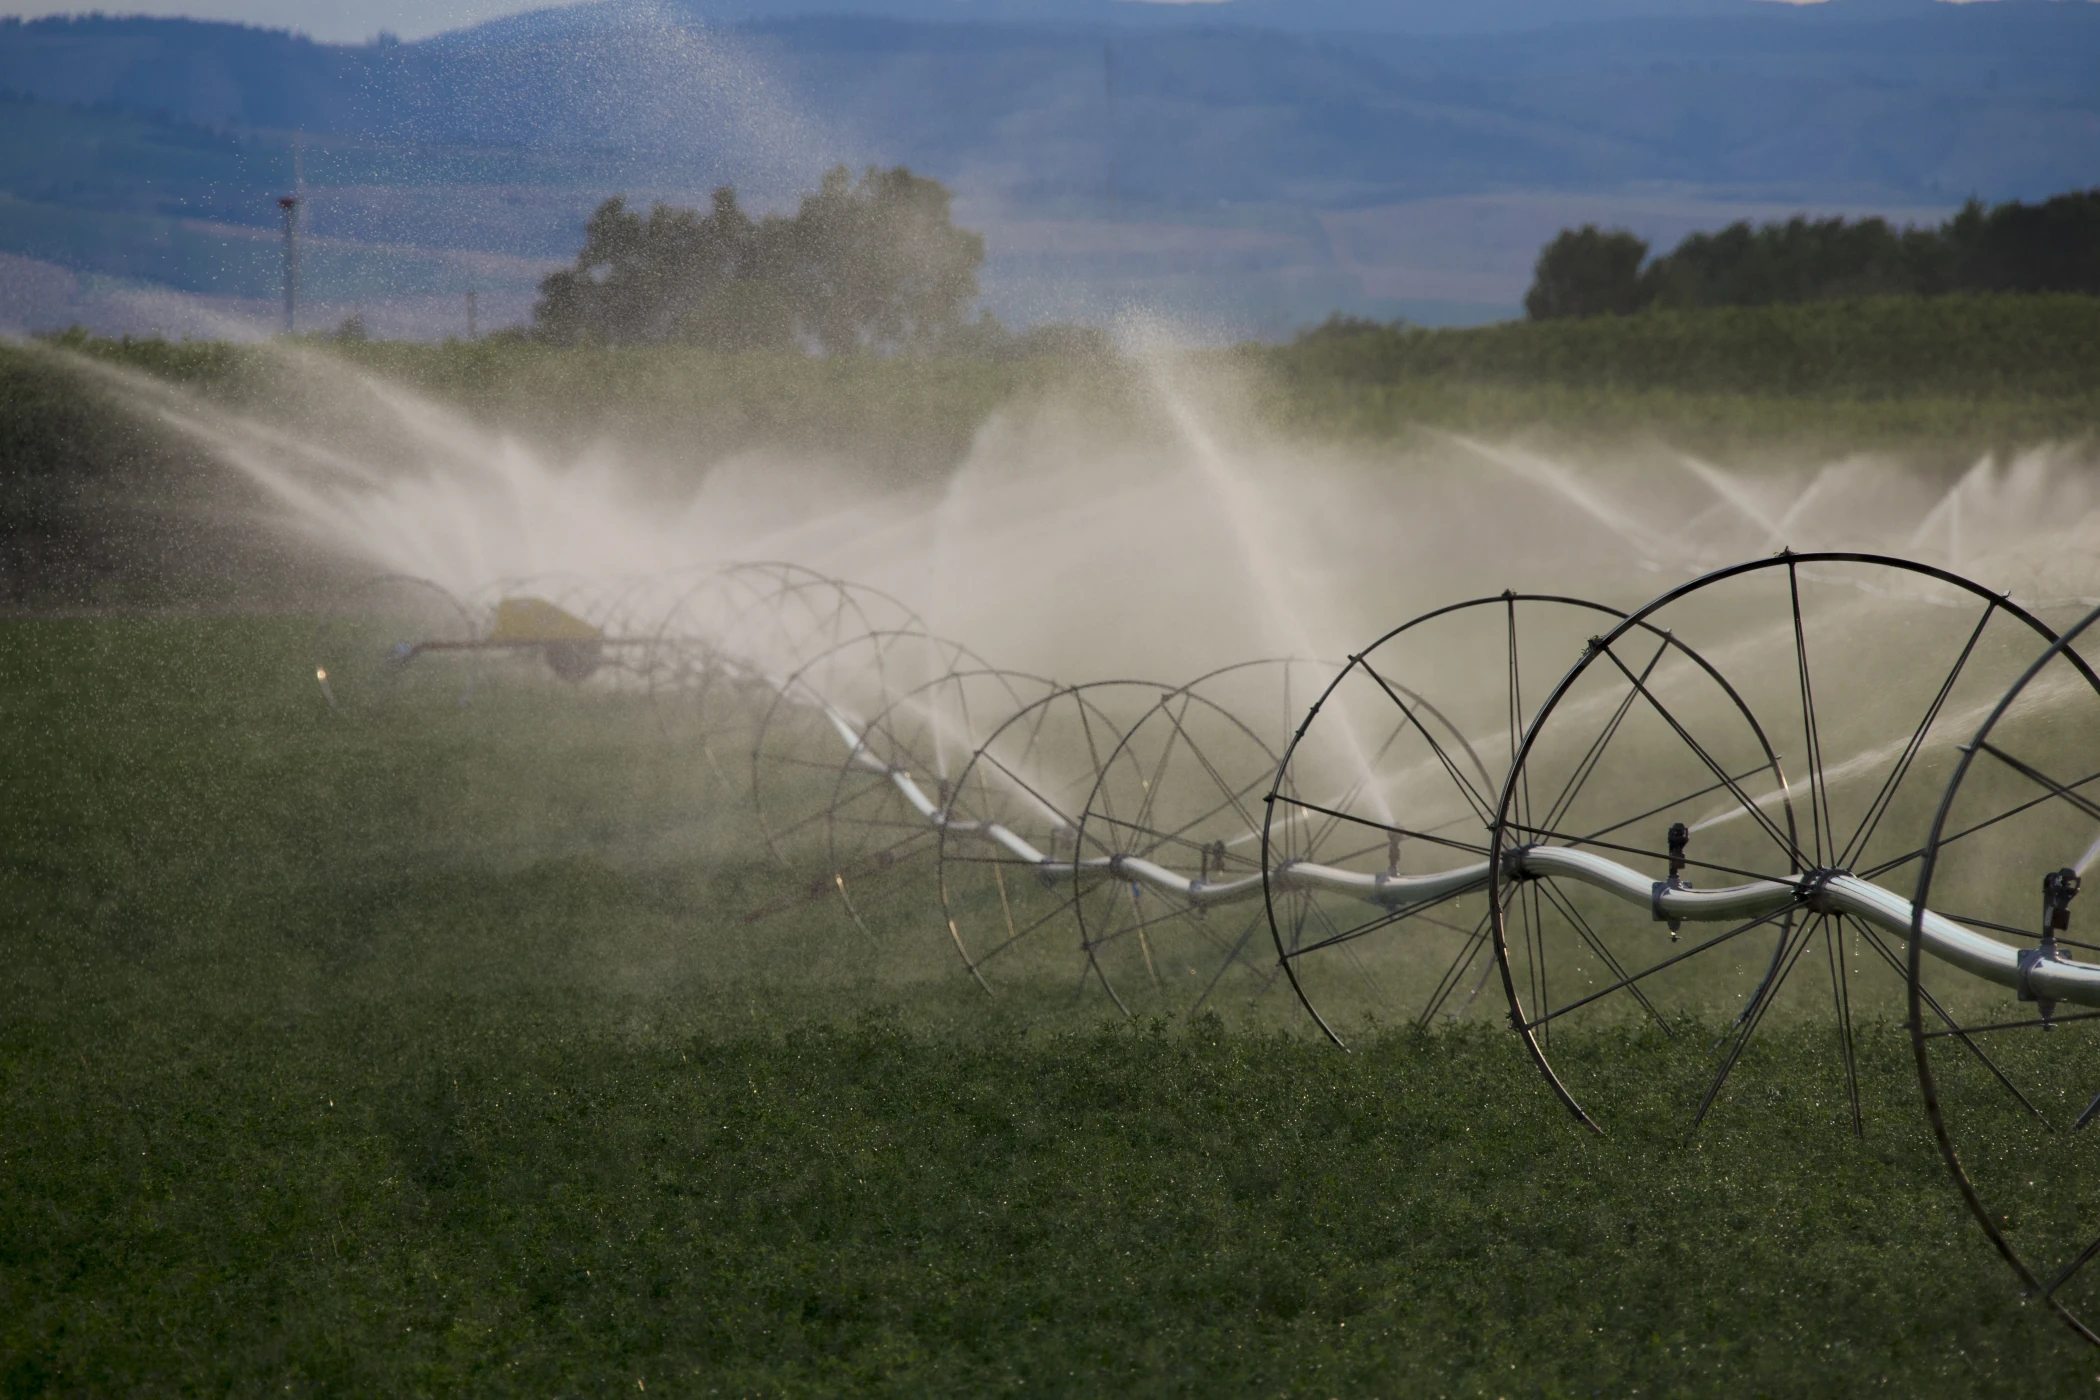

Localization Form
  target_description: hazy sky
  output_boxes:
[0,0,560,41]
[0,0,1978,47]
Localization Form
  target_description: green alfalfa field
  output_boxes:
[0,615,2096,1397]
[8,306,2100,1392]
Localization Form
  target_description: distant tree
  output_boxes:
[1643,216,1948,308]
[532,166,984,353]
[1293,312,1402,343]
[533,188,775,349]
[1523,188,2100,320]
[1945,189,2100,296]
[767,164,985,354]
[1524,227,1652,320]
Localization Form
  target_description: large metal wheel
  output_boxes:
[935,681,1176,996]
[312,574,480,716]
[1911,603,2100,1344]
[644,562,923,687]
[1074,659,1337,1019]
[562,573,662,683]
[818,665,1060,941]
[1262,596,1628,1045]
[1492,553,2066,1133]
[748,629,987,870]
[642,563,922,790]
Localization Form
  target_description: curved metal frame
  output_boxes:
[821,663,1059,942]
[313,573,482,715]
[1492,553,2064,1133]
[1262,594,1625,1047]
[1074,658,1336,1018]
[747,627,981,865]
[933,679,1178,995]
[1911,599,2100,1346]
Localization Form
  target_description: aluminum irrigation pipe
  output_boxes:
[322,569,2100,1015]
[823,675,2100,1010]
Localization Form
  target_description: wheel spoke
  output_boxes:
[1355,655,1497,828]
[1093,766,1275,862]
[2046,1234,2100,1301]
[1507,593,1534,833]
[1849,917,2051,1129]
[1592,639,1805,865]
[1415,907,1496,1028]
[1825,915,1864,1137]
[1921,1010,2100,1037]
[1540,632,1671,836]
[972,892,1087,967]
[1839,597,1995,869]
[1534,880,1674,1037]
[1564,762,1783,852]
[1692,913,1824,1130]
[1281,886,1477,961]
[1522,901,1802,1033]
[1856,765,2100,883]
[1283,712,1453,861]
[1157,697,1268,840]
[1118,694,1188,850]
[1978,743,2100,827]
[975,748,1082,831]
[1187,911,1269,1017]
[1525,875,1548,1048]
[1268,793,1491,857]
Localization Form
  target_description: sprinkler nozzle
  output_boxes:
[2020,868,2081,1022]
[1653,822,1691,938]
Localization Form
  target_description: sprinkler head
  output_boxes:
[1655,822,1691,938]
[2020,868,2081,1020]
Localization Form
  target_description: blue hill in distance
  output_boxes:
[0,0,2092,339]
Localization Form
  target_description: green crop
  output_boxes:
[3,616,2097,1393]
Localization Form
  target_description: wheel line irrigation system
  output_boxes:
[317,550,2100,1347]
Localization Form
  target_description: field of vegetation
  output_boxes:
[5,616,2100,1394]
[6,298,2100,1388]
[1263,293,2100,455]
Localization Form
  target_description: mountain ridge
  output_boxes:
[0,0,2093,337]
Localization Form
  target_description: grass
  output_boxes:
[4,616,2100,1394]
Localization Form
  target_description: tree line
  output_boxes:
[1525,188,2100,320]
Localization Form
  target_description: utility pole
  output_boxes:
[1104,41,1115,217]
[466,290,478,341]
[1104,41,1118,290]
[278,194,300,334]
[279,131,306,336]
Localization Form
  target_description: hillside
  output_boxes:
[0,2,2094,337]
